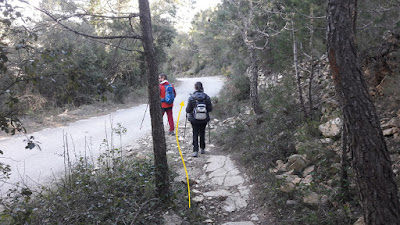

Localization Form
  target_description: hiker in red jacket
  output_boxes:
[159,73,176,136]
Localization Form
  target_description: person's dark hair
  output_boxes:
[159,73,168,80]
[195,82,203,91]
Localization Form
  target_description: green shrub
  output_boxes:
[211,76,251,119]
[112,84,147,104]
[214,74,301,167]
[231,75,250,101]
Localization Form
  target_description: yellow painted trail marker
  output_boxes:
[176,101,191,208]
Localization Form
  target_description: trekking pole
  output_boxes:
[140,102,149,130]
[208,120,211,144]
[183,113,187,139]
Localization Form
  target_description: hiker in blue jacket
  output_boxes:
[159,73,176,136]
[186,82,212,157]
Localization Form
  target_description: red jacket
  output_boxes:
[159,80,176,108]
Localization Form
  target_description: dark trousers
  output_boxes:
[191,123,207,152]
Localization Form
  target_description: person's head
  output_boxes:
[194,82,203,91]
[158,73,167,82]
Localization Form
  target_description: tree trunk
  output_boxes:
[308,6,315,117]
[292,18,307,118]
[139,52,146,87]
[340,124,350,202]
[138,0,170,199]
[249,47,264,115]
[308,62,315,117]
[327,0,400,224]
[308,63,315,117]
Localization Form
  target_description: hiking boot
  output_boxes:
[193,151,198,157]
[169,130,174,136]
[200,148,205,154]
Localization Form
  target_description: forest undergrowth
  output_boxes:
[212,75,362,225]
[0,122,202,225]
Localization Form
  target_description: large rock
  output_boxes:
[287,154,309,172]
[280,182,296,193]
[303,192,329,205]
[382,127,400,136]
[301,175,313,186]
[353,217,365,225]
[276,160,287,172]
[276,174,299,184]
[192,195,204,203]
[303,165,315,177]
[319,118,342,137]
[250,214,259,221]
[163,211,183,225]
[381,117,400,129]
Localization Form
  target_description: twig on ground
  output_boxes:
[130,198,159,225]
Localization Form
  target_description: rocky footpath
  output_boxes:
[125,119,274,225]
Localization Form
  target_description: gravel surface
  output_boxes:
[0,76,224,194]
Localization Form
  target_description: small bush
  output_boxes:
[231,75,250,101]
[112,84,148,104]
[214,74,300,169]
[211,76,251,119]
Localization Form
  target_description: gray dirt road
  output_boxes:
[0,76,224,194]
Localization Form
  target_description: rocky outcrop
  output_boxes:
[381,111,400,140]
[319,117,342,137]
[271,157,316,195]
[246,67,283,89]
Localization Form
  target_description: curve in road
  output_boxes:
[0,76,224,194]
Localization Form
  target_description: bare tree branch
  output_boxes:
[20,0,142,40]
[51,12,140,23]
[70,13,140,19]
[0,73,59,96]
[89,38,143,52]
